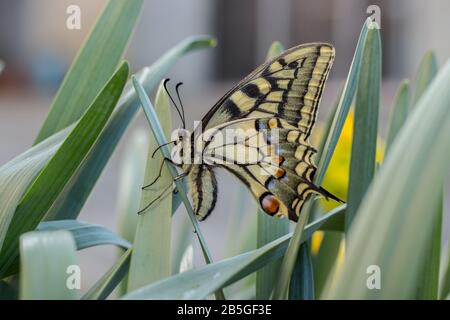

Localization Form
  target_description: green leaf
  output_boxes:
[412,51,438,107]
[0,128,70,249]
[0,279,18,300]
[19,230,78,300]
[273,18,372,300]
[255,40,290,300]
[115,129,148,296]
[441,234,450,299]
[411,51,441,300]
[256,210,290,299]
[117,129,149,244]
[324,55,450,299]
[310,87,346,297]
[317,84,344,158]
[301,84,344,300]
[44,36,216,222]
[224,183,256,258]
[0,62,129,278]
[122,205,345,300]
[127,81,173,291]
[82,249,132,300]
[315,18,371,183]
[318,207,346,231]
[312,231,343,297]
[179,245,195,273]
[415,195,442,299]
[37,220,131,250]
[289,244,314,300]
[223,206,258,299]
[385,80,409,154]
[34,0,143,143]
[273,204,311,300]
[171,211,193,275]
[345,24,381,230]
[172,190,183,214]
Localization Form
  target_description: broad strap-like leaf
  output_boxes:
[34,0,143,143]
[37,220,131,250]
[122,205,345,300]
[20,230,78,300]
[0,62,129,278]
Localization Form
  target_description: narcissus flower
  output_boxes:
[320,111,384,212]
[311,111,384,257]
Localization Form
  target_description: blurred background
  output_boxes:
[1,0,449,291]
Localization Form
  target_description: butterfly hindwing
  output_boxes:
[200,117,330,221]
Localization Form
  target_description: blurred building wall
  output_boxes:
[131,0,215,84]
[387,0,450,76]
[0,0,105,68]
[1,0,450,88]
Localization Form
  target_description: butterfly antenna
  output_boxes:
[175,82,186,129]
[163,79,185,129]
[151,140,175,158]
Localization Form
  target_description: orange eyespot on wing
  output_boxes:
[260,193,280,215]
[273,167,286,179]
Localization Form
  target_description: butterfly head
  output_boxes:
[170,128,193,166]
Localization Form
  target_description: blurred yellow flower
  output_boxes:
[311,111,384,258]
[310,230,324,255]
[318,111,384,212]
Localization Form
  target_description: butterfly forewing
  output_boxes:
[202,43,335,140]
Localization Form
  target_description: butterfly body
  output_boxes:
[171,43,338,222]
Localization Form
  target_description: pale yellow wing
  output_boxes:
[186,43,336,222]
[199,117,340,222]
[201,43,335,140]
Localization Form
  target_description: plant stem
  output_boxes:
[132,76,225,300]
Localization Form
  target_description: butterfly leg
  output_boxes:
[138,184,175,215]
[138,172,187,214]
[142,157,178,190]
